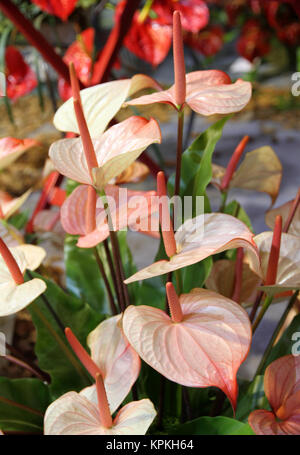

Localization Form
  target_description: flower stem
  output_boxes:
[174,110,184,199]
[252,294,273,334]
[102,191,129,311]
[26,270,65,334]
[103,239,120,305]
[255,290,299,376]
[93,247,117,315]
[231,247,244,303]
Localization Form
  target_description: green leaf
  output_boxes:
[168,416,254,435]
[263,313,300,370]
[234,376,269,422]
[168,117,229,214]
[182,257,213,293]
[64,235,108,313]
[0,378,50,433]
[28,273,103,399]
[224,200,253,231]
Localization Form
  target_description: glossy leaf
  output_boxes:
[28,273,102,399]
[0,378,50,433]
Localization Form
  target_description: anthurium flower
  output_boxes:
[266,190,300,237]
[245,231,300,296]
[114,161,150,185]
[122,284,252,409]
[49,116,161,189]
[0,221,23,247]
[85,314,141,413]
[184,25,224,57]
[58,28,95,101]
[237,19,270,62]
[205,259,260,306]
[0,241,46,317]
[212,145,282,205]
[0,137,39,171]
[30,0,78,21]
[125,69,251,114]
[115,0,173,67]
[44,379,156,435]
[53,74,161,137]
[0,189,31,220]
[124,213,260,284]
[5,46,37,101]
[61,184,159,247]
[249,355,300,435]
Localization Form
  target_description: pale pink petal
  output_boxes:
[264,355,300,414]
[122,288,251,410]
[205,259,260,305]
[111,399,156,435]
[86,315,141,413]
[246,232,300,292]
[61,185,89,236]
[53,74,160,138]
[62,184,158,248]
[44,391,155,435]
[126,70,251,115]
[92,117,161,188]
[248,410,286,435]
[0,278,47,317]
[49,138,91,185]
[229,146,282,205]
[0,137,39,170]
[266,200,300,237]
[33,210,61,233]
[186,78,252,115]
[249,355,300,435]
[125,213,260,283]
[0,222,23,247]
[1,189,31,220]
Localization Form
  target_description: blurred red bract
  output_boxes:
[5,46,37,101]
[237,19,270,62]
[31,0,78,21]
[185,25,224,57]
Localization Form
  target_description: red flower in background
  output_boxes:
[185,25,224,57]
[116,0,209,66]
[5,46,37,101]
[115,1,172,67]
[237,19,270,62]
[58,28,94,101]
[31,0,78,21]
[265,0,300,46]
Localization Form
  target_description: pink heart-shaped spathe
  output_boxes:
[122,288,252,410]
